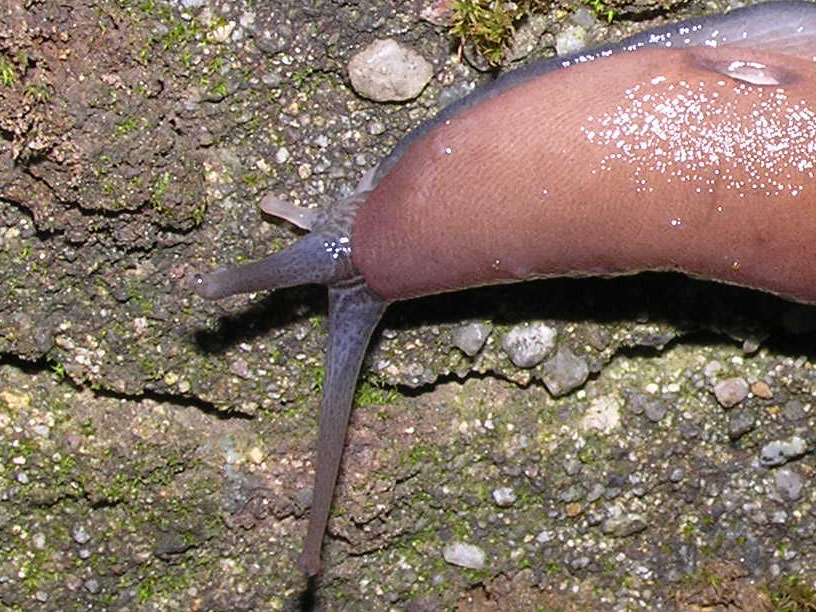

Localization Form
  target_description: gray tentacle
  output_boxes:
[298,283,386,576]
[193,232,355,300]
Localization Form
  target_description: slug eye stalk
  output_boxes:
[192,231,355,300]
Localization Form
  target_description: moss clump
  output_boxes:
[585,0,618,23]
[766,576,816,612]
[0,53,17,85]
[450,0,548,66]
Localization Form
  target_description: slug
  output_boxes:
[192,1,816,576]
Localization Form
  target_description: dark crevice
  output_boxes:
[6,168,199,252]
[0,194,39,225]
[0,351,250,421]
[359,324,813,406]
[87,497,125,510]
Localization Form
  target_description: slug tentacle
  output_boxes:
[258,194,318,231]
[193,231,357,300]
[298,282,387,576]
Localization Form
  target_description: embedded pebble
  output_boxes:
[176,0,207,9]
[586,483,605,503]
[751,380,773,399]
[783,400,806,422]
[275,147,290,164]
[71,524,91,544]
[563,457,582,476]
[419,0,455,25]
[492,487,517,507]
[540,346,590,396]
[601,513,648,537]
[367,119,386,135]
[443,542,486,569]
[774,468,804,502]
[451,322,492,357]
[760,435,808,467]
[627,393,649,415]
[555,24,589,56]
[703,360,723,378]
[502,322,557,368]
[580,395,621,433]
[570,7,599,29]
[644,398,669,423]
[713,377,749,408]
[230,357,251,379]
[560,485,583,503]
[727,409,756,439]
[348,38,433,102]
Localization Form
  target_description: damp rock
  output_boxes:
[643,397,669,423]
[502,322,557,368]
[713,377,749,408]
[581,395,621,433]
[451,322,492,357]
[541,346,590,396]
[71,524,91,544]
[555,24,590,56]
[727,409,756,439]
[348,39,433,102]
[601,513,648,537]
[492,487,517,507]
[760,435,808,467]
[443,542,486,570]
[774,468,804,502]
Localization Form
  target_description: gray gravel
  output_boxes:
[348,38,434,101]
[502,322,558,368]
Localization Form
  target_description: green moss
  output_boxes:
[0,53,16,86]
[450,0,549,66]
[50,361,67,380]
[150,170,172,212]
[210,80,228,98]
[355,378,400,406]
[585,0,618,23]
[23,82,51,103]
[766,576,816,612]
[114,116,141,137]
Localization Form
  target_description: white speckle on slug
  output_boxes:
[323,237,351,260]
[579,73,816,199]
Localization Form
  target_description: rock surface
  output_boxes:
[0,0,814,610]
[348,38,433,101]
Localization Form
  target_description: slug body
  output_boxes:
[193,1,816,576]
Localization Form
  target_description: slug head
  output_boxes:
[192,173,388,577]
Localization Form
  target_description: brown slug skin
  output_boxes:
[191,1,816,576]
[353,45,816,304]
